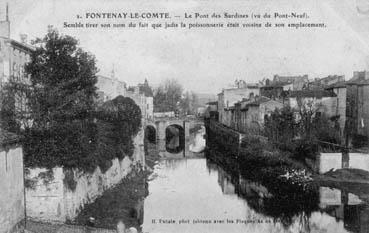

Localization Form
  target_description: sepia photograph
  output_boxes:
[1,0,369,232]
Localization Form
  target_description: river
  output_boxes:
[76,127,369,233]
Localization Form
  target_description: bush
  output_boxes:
[292,139,319,161]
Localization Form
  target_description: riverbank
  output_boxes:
[74,168,150,231]
[206,119,369,186]
[73,143,161,230]
[204,148,320,226]
[206,119,313,180]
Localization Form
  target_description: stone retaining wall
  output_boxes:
[25,129,144,223]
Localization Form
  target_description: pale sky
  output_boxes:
[2,0,369,94]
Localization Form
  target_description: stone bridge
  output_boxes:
[145,117,197,141]
[144,117,204,157]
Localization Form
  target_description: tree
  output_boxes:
[96,96,142,162]
[153,79,183,112]
[179,91,199,115]
[264,105,297,147]
[179,91,191,115]
[22,28,100,170]
[25,28,98,128]
[296,98,321,140]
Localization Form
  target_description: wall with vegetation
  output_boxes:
[25,129,144,223]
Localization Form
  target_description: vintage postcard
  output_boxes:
[1,0,369,232]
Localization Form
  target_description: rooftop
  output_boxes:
[325,81,347,89]
[245,96,280,107]
[289,90,337,98]
[206,101,218,105]
[261,81,293,88]
[345,78,369,86]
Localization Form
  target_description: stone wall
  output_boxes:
[25,129,144,223]
[318,152,369,174]
[0,145,25,233]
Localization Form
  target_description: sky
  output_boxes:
[2,0,369,94]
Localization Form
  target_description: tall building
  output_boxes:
[127,79,154,121]
[0,5,34,129]
[345,71,369,146]
[96,74,127,103]
[217,84,260,127]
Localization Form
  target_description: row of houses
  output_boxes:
[208,72,369,147]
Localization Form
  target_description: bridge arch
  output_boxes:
[144,124,157,144]
[165,124,185,153]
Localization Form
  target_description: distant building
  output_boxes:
[127,83,154,121]
[325,82,347,141]
[260,81,293,100]
[273,74,308,90]
[0,129,25,233]
[138,79,154,120]
[345,71,369,146]
[234,96,283,133]
[96,74,127,103]
[0,12,34,129]
[287,89,338,118]
[218,84,260,127]
[308,75,345,90]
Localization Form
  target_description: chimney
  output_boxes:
[0,3,10,38]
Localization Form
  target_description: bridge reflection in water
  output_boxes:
[144,118,205,158]
[77,127,369,233]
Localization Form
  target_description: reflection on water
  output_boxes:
[166,125,184,153]
[143,129,369,233]
[189,126,206,153]
[158,127,206,158]
[142,158,369,233]
[78,129,369,233]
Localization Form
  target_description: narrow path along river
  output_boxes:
[77,128,369,233]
